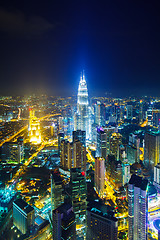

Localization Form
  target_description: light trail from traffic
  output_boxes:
[0,125,28,147]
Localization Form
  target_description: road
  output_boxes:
[9,139,57,187]
[0,113,61,147]
[0,125,28,147]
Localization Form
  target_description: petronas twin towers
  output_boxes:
[74,72,90,140]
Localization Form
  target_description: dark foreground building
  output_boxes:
[52,202,76,240]
[86,201,118,240]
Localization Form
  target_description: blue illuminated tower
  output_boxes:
[74,72,90,140]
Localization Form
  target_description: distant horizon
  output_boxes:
[0,91,160,99]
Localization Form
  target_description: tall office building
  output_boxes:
[146,106,153,126]
[127,133,141,165]
[95,157,105,197]
[60,140,72,170]
[70,168,87,223]
[96,127,107,159]
[51,173,64,212]
[52,203,76,240]
[94,101,106,127]
[128,174,148,240]
[58,132,64,156]
[103,126,115,155]
[139,100,143,124]
[152,109,160,127]
[13,198,35,234]
[109,132,122,159]
[115,105,124,123]
[1,140,24,164]
[122,160,130,186]
[74,72,90,139]
[58,116,64,132]
[73,140,86,172]
[144,131,160,169]
[17,137,24,162]
[73,130,86,147]
[154,163,160,189]
[86,201,118,240]
[126,105,133,119]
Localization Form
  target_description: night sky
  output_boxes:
[0,1,160,97]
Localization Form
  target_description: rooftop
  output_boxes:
[129,174,148,191]
[13,198,34,214]
[51,172,63,184]
[87,201,117,222]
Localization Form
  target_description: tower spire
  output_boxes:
[80,72,82,81]
[83,69,85,80]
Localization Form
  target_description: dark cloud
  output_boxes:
[0,7,54,37]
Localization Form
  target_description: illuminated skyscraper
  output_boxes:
[96,127,107,159]
[95,157,105,197]
[146,106,153,126]
[154,163,160,189]
[152,109,160,127]
[94,101,106,127]
[128,174,148,240]
[144,130,160,169]
[58,132,64,155]
[126,105,133,119]
[73,140,86,172]
[2,140,24,164]
[109,132,122,159]
[60,139,72,170]
[28,108,41,144]
[73,130,86,147]
[74,72,90,139]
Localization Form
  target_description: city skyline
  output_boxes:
[0,1,160,96]
[1,1,160,240]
